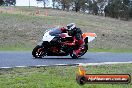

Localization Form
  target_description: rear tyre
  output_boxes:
[32,45,45,58]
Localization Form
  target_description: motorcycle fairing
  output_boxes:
[42,31,55,42]
[42,27,61,42]
[82,33,97,43]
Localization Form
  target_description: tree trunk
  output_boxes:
[43,1,46,8]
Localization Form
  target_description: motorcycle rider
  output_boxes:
[60,23,84,56]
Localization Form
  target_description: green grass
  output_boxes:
[89,48,132,53]
[1,44,132,52]
[0,43,33,51]
[1,45,132,52]
[0,64,131,88]
[0,46,32,51]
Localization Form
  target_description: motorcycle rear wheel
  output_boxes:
[32,45,45,58]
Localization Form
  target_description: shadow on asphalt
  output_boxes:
[32,57,85,60]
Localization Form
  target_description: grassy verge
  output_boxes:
[0,44,33,51]
[0,46,32,51]
[88,48,132,53]
[0,46,132,53]
[0,64,131,88]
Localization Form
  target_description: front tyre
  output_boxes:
[70,52,78,59]
[70,45,88,59]
[32,45,45,58]
[78,45,88,57]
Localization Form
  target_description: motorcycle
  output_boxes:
[32,27,97,59]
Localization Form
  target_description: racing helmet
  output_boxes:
[66,23,76,36]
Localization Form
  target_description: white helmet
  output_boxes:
[66,23,76,31]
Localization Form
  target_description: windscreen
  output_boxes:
[49,27,61,36]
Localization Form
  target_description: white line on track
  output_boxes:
[78,61,132,66]
[0,61,132,69]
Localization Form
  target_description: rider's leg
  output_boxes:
[74,34,84,56]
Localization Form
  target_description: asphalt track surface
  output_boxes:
[0,51,132,67]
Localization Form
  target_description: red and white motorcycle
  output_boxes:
[32,27,97,59]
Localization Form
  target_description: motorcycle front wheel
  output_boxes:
[70,45,88,59]
[32,45,45,58]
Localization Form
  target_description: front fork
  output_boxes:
[84,43,88,50]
